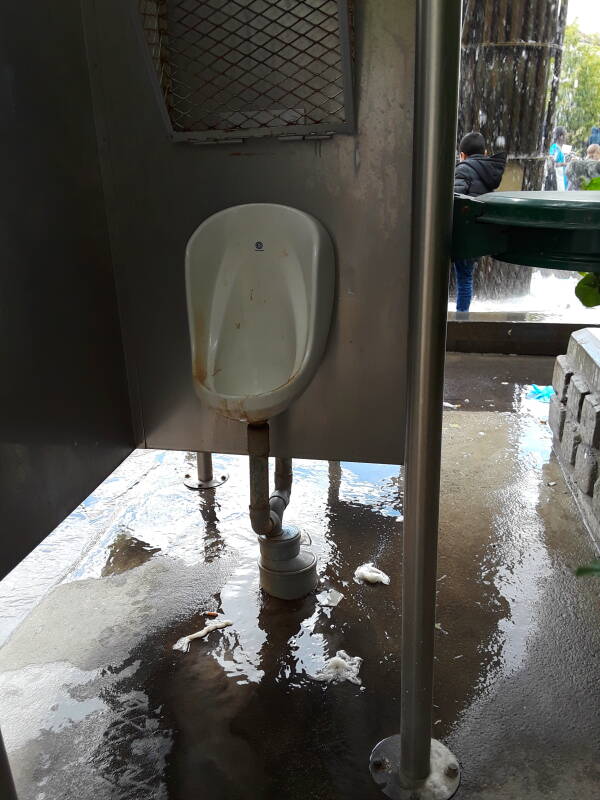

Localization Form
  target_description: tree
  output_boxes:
[556,23,600,153]
[458,0,569,300]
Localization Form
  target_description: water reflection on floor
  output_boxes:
[1,355,600,799]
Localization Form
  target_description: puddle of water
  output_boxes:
[434,402,568,736]
[0,663,108,749]
[481,408,554,687]
[2,393,597,800]
[101,533,161,577]
[338,462,403,518]
[0,450,405,799]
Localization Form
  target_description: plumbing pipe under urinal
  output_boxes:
[247,423,317,600]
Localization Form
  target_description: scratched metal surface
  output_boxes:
[0,0,133,579]
[82,0,416,462]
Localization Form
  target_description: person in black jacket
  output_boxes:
[453,132,507,312]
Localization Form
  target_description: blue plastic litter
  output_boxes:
[526,384,555,402]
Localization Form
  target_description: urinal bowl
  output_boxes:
[185,203,335,422]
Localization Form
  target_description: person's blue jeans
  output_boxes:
[453,259,476,312]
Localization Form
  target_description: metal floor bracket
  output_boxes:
[370,737,460,800]
[184,452,228,490]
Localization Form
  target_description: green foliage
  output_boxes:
[575,273,600,307]
[575,560,600,577]
[574,177,600,307]
[556,23,600,153]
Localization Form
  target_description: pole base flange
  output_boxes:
[370,737,460,800]
[183,473,228,490]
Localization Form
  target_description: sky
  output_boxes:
[568,0,600,34]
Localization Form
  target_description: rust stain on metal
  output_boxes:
[194,359,206,383]
[192,314,206,383]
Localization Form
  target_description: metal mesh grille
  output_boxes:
[138,0,353,140]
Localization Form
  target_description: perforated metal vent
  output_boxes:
[138,0,355,142]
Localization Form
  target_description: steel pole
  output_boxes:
[400,0,462,779]
[183,452,228,490]
[197,451,214,483]
[370,1,462,797]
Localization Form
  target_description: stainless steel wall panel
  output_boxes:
[84,0,415,463]
[0,0,134,577]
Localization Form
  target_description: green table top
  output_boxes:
[452,191,600,272]
[475,191,600,230]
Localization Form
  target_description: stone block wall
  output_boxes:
[550,329,600,545]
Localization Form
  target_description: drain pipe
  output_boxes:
[247,423,317,599]
[248,423,271,534]
[271,456,292,526]
[248,423,291,536]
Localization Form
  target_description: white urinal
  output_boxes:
[185,203,335,422]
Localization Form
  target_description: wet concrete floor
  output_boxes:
[1,354,599,799]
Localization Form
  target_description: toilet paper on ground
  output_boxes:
[173,619,233,653]
[354,562,390,585]
[313,650,363,685]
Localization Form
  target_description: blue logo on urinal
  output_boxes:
[255,241,264,251]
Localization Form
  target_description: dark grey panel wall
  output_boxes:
[84,0,415,464]
[0,0,134,577]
